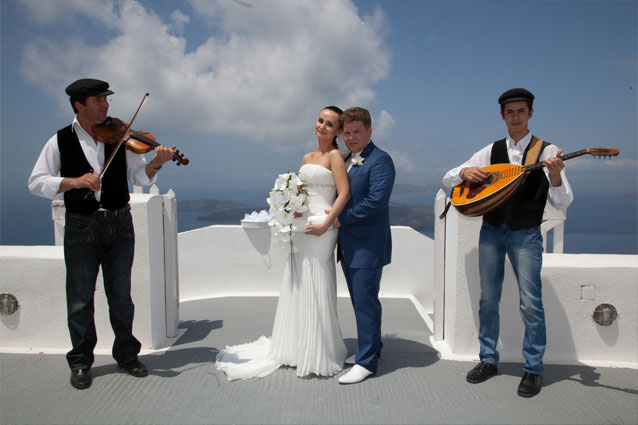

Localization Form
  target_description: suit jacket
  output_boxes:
[338,141,395,268]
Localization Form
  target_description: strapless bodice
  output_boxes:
[298,164,336,215]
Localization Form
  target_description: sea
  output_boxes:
[2,190,636,255]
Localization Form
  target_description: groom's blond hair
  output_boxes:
[341,107,372,130]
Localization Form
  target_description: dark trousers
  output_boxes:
[64,207,141,370]
[340,263,383,373]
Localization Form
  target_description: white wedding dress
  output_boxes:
[216,164,347,380]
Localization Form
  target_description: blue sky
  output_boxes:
[1,0,636,244]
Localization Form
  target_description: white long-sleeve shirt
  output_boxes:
[442,132,574,210]
[28,116,157,201]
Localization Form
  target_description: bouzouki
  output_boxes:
[443,147,619,218]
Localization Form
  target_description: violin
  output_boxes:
[92,117,189,166]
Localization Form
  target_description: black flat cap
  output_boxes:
[65,79,114,97]
[498,88,534,106]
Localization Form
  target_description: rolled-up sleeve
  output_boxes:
[541,145,574,210]
[126,149,157,187]
[442,144,492,189]
[28,134,64,200]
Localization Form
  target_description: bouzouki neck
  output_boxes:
[524,147,619,172]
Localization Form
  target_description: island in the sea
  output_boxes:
[178,183,437,235]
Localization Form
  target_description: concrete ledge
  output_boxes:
[0,195,178,352]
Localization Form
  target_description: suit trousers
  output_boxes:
[340,263,383,373]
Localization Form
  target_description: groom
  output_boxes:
[336,107,395,385]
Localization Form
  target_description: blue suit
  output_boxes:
[338,141,395,373]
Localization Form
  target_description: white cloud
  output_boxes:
[373,110,416,172]
[387,150,417,173]
[19,0,390,150]
[170,9,190,34]
[373,110,396,142]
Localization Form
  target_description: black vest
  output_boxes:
[57,125,130,215]
[483,138,550,230]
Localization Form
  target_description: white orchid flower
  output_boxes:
[287,195,307,214]
[267,190,289,209]
[289,173,303,187]
[275,209,295,226]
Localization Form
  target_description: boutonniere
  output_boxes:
[352,155,364,167]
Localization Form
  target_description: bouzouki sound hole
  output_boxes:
[485,172,501,185]
[466,172,502,199]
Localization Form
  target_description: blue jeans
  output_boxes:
[478,222,546,375]
[64,207,141,370]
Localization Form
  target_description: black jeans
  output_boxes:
[64,206,141,370]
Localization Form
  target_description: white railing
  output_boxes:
[1,189,636,368]
[541,202,566,253]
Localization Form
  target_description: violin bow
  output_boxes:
[99,92,149,178]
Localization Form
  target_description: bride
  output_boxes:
[216,106,350,380]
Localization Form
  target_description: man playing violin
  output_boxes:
[442,88,574,398]
[28,78,175,390]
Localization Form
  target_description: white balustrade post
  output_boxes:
[439,205,483,359]
[129,192,179,349]
[552,221,565,253]
[541,202,567,254]
[433,190,447,341]
[162,189,180,338]
[52,200,66,246]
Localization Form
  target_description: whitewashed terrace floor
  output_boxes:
[1,297,636,425]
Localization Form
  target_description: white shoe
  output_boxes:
[338,364,374,385]
[345,355,356,365]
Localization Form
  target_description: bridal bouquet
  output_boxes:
[266,172,309,253]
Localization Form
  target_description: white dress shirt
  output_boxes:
[28,116,157,201]
[442,132,574,210]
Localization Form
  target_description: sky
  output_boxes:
[1,0,636,245]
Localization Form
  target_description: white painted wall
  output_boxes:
[0,194,178,353]
[436,205,638,368]
[1,217,433,353]
[177,224,434,316]
[2,194,636,369]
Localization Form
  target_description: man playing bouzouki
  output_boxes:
[443,88,573,398]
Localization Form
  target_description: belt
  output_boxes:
[93,205,130,218]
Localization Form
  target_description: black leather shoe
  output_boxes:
[517,372,542,397]
[466,361,498,383]
[70,368,92,390]
[118,360,148,377]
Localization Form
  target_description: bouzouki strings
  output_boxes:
[440,147,619,219]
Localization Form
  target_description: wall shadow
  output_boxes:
[172,319,223,346]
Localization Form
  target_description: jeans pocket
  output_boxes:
[119,210,135,240]
[521,226,540,236]
[65,213,93,245]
